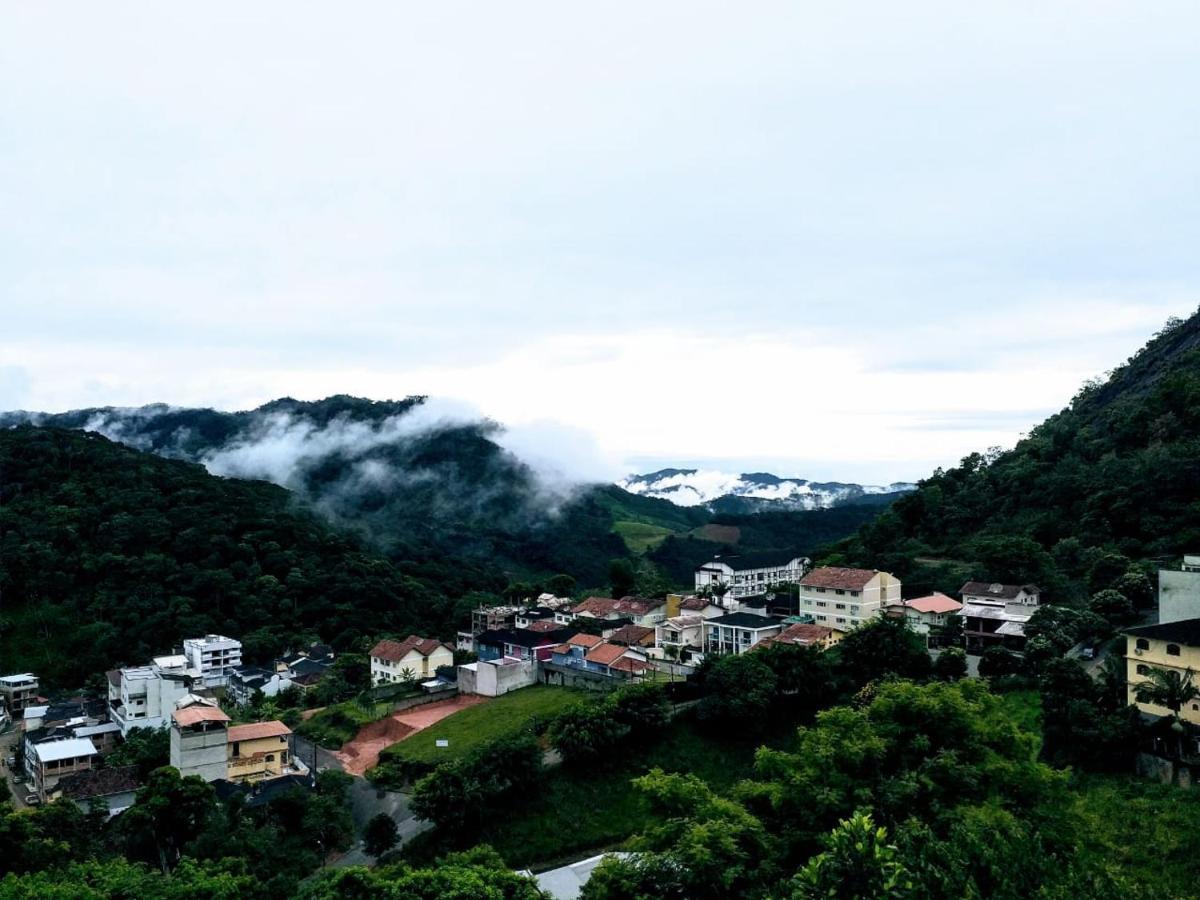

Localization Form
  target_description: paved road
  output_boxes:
[294,733,432,869]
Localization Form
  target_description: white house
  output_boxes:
[798,567,901,632]
[703,612,784,655]
[891,592,963,640]
[183,635,243,688]
[655,615,706,660]
[369,635,455,685]
[694,554,809,605]
[959,582,1041,608]
[107,660,194,736]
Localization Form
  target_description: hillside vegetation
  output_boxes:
[831,311,1200,601]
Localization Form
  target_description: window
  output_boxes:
[836,603,846,610]
[1136,638,1150,651]
[816,601,827,608]
[1137,664,1150,676]
[1168,644,1182,656]
[851,606,860,614]
[266,754,275,763]
[850,591,860,597]
[836,617,847,624]
[814,587,826,593]
[835,589,846,595]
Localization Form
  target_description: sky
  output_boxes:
[2,2,1198,483]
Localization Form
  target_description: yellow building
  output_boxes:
[226,721,293,783]
[1125,620,1200,725]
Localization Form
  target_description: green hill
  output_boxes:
[830,310,1200,601]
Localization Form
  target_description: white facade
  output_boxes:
[108,664,192,736]
[694,557,809,602]
[183,635,243,688]
[798,570,900,632]
[703,613,784,655]
[655,615,705,658]
[1159,561,1200,625]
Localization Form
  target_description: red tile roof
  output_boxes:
[227,721,291,742]
[799,567,879,590]
[680,596,718,611]
[584,643,629,666]
[759,623,834,648]
[370,636,451,663]
[610,656,651,674]
[525,620,562,633]
[904,593,962,615]
[571,596,661,617]
[607,624,655,646]
[172,706,231,727]
[567,633,604,648]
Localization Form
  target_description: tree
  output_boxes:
[696,652,778,731]
[1134,666,1200,719]
[790,810,914,899]
[1112,569,1154,609]
[933,647,968,681]
[835,617,932,686]
[608,558,636,599]
[363,813,399,858]
[547,573,576,598]
[118,766,218,873]
[608,682,671,736]
[1089,589,1135,627]
[977,646,1024,679]
[548,704,629,765]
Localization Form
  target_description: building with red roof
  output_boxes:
[797,567,902,633]
[370,635,455,685]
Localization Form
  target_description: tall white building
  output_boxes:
[183,635,243,688]
[107,660,193,736]
[694,553,810,605]
[798,567,901,632]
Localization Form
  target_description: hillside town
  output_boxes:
[5,548,1200,896]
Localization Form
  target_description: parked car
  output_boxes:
[24,792,41,806]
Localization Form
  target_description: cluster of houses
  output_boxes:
[2,633,333,812]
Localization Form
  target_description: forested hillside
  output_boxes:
[0,427,478,686]
[831,310,1200,600]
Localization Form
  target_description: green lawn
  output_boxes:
[372,685,585,778]
[1070,773,1200,896]
[402,711,800,871]
[612,520,675,553]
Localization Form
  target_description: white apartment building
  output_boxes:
[107,661,193,736]
[183,635,243,688]
[798,567,902,632]
[694,553,810,604]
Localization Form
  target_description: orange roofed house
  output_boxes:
[758,622,841,650]
[887,592,964,645]
[370,636,455,686]
[798,567,901,634]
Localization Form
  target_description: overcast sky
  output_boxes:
[2,3,1198,483]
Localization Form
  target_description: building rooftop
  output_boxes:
[959,581,1041,600]
[227,721,291,742]
[584,643,630,666]
[607,624,655,646]
[697,551,806,572]
[370,636,452,662]
[707,612,782,629]
[173,705,231,727]
[55,765,140,800]
[567,633,604,648]
[32,738,98,763]
[479,627,575,649]
[800,567,880,590]
[0,673,37,685]
[904,593,963,615]
[1125,618,1200,645]
[759,623,835,648]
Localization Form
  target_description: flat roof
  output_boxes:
[0,673,37,684]
[33,738,99,763]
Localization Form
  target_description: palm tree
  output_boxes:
[1134,666,1200,719]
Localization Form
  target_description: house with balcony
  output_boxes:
[183,635,243,688]
[227,721,297,784]
[888,593,963,644]
[961,599,1032,653]
[703,612,784,655]
[0,673,40,713]
[370,636,455,685]
[25,737,98,802]
[797,567,901,633]
[655,615,705,661]
[694,553,810,606]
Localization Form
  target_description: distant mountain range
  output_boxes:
[619,468,916,513]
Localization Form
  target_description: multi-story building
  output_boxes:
[183,635,243,688]
[227,721,296,784]
[0,673,39,714]
[703,612,784,655]
[959,582,1041,608]
[1125,619,1200,725]
[25,737,98,801]
[107,660,193,736]
[369,636,455,685]
[170,700,232,782]
[1158,557,1200,625]
[961,600,1032,653]
[694,553,810,605]
[797,567,901,632]
[655,615,706,660]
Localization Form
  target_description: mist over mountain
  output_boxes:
[621,467,915,512]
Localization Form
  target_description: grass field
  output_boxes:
[1071,773,1200,896]
[372,685,584,774]
[612,520,676,553]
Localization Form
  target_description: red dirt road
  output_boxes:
[334,694,489,776]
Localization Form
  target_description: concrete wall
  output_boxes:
[1159,569,1200,625]
[539,662,619,692]
[458,660,536,697]
[170,725,229,782]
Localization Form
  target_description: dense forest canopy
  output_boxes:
[830,310,1200,600]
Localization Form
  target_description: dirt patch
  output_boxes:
[693,524,741,545]
[334,694,489,776]
[300,707,325,721]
